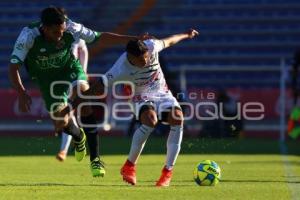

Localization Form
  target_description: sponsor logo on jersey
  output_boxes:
[135,71,160,86]
[40,48,46,53]
[36,49,68,69]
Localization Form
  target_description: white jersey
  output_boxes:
[105,39,170,102]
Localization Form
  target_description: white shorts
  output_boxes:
[131,92,181,120]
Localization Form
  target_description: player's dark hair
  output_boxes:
[126,40,148,57]
[41,6,66,26]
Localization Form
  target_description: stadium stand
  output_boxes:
[1,0,299,137]
[1,0,300,88]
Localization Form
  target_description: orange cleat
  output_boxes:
[120,160,137,185]
[156,167,173,187]
[56,150,67,162]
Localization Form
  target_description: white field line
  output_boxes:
[279,142,300,200]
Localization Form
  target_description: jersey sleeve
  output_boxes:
[10,27,34,64]
[143,39,165,53]
[71,39,87,57]
[104,64,123,87]
[104,54,127,87]
[66,19,101,44]
[78,39,87,49]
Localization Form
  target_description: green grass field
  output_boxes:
[0,137,299,200]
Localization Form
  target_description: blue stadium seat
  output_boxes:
[1,0,300,88]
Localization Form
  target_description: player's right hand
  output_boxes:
[18,91,32,113]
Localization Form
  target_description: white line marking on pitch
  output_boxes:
[279,141,300,200]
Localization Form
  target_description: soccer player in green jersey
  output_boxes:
[56,39,88,162]
[8,6,145,177]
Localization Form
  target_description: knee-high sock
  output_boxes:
[63,116,82,142]
[81,113,99,161]
[128,124,154,164]
[165,125,183,170]
[60,132,72,152]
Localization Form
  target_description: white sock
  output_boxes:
[128,124,154,164]
[60,132,72,152]
[166,125,183,170]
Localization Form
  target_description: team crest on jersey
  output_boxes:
[55,39,65,49]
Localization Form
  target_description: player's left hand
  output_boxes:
[186,29,199,39]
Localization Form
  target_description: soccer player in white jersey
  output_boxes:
[56,39,88,161]
[104,29,199,186]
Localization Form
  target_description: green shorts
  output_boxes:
[37,61,87,113]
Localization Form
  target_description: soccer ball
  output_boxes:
[193,160,221,186]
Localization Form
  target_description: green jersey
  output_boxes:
[10,19,101,112]
[10,19,100,79]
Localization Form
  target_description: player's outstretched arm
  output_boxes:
[162,29,199,48]
[77,40,88,73]
[8,63,32,112]
[97,32,151,47]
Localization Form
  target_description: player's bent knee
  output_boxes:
[54,117,69,132]
[140,110,158,128]
[168,109,184,126]
[52,109,69,129]
[70,81,90,100]
[141,116,158,127]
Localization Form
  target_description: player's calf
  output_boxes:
[59,116,86,161]
[121,124,155,185]
[155,107,184,186]
[80,112,100,162]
